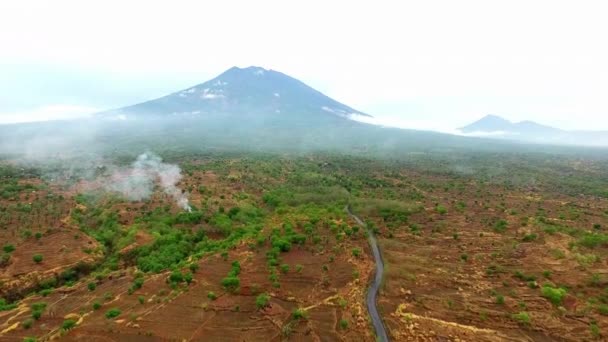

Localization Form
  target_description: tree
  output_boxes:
[2,244,15,253]
[255,293,270,309]
[62,319,77,330]
[221,276,240,291]
[87,282,96,291]
[105,308,121,319]
[32,254,43,264]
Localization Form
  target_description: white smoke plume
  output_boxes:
[109,152,191,212]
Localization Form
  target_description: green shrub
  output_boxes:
[496,294,505,305]
[292,308,308,320]
[39,289,52,297]
[105,308,121,319]
[255,293,270,309]
[591,323,600,338]
[92,301,101,310]
[184,272,193,284]
[352,248,362,258]
[189,263,199,273]
[32,254,43,263]
[87,282,96,291]
[207,291,217,300]
[169,270,184,283]
[31,302,46,320]
[541,285,567,306]
[339,318,349,329]
[3,244,15,253]
[221,276,240,291]
[0,298,17,311]
[436,205,447,215]
[578,233,608,248]
[22,318,34,329]
[493,219,508,233]
[511,311,531,325]
[514,271,536,282]
[61,319,77,330]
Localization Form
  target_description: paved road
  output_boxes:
[346,205,389,342]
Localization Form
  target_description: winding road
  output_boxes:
[346,205,389,342]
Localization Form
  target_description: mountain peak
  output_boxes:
[460,115,562,137]
[222,66,270,77]
[101,66,371,119]
[460,115,512,132]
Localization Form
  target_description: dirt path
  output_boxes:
[346,205,389,342]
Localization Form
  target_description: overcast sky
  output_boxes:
[1,0,607,131]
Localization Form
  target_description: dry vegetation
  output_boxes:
[0,152,607,341]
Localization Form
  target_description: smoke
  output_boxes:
[109,152,191,212]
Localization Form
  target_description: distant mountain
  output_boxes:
[460,115,561,135]
[3,68,606,159]
[100,66,370,121]
[460,115,608,146]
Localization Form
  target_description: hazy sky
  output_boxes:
[1,0,607,131]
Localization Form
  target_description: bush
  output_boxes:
[522,233,537,242]
[0,298,17,311]
[493,219,508,233]
[105,308,121,319]
[436,205,447,215]
[541,285,567,306]
[31,302,46,320]
[292,308,308,320]
[138,296,145,304]
[578,233,608,248]
[22,318,34,329]
[184,272,193,284]
[496,294,505,305]
[352,248,362,258]
[598,304,608,316]
[514,271,536,282]
[207,291,217,300]
[169,270,184,283]
[32,254,43,264]
[339,318,349,329]
[221,276,240,291]
[279,264,289,274]
[87,282,96,291]
[61,319,77,330]
[591,323,600,339]
[3,244,15,253]
[39,289,52,297]
[255,293,270,309]
[512,312,531,325]
[92,301,101,310]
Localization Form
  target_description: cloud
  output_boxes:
[0,104,97,124]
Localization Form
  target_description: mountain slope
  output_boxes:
[101,66,370,120]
